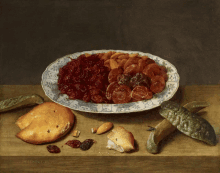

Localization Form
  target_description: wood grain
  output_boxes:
[0,156,219,173]
[0,85,219,172]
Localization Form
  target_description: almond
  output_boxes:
[96,122,113,135]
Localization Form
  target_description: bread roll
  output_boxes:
[106,126,135,152]
[16,102,74,144]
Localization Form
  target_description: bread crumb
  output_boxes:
[72,130,80,137]
[91,127,97,134]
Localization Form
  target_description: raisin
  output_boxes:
[83,92,91,102]
[80,139,95,151]
[90,88,100,96]
[47,145,61,153]
[94,79,103,89]
[65,140,82,148]
[91,95,103,103]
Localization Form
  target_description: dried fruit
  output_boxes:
[143,63,161,78]
[118,54,129,60]
[65,140,82,148]
[128,53,139,58]
[110,52,125,59]
[91,95,103,103]
[124,64,139,75]
[110,59,119,69]
[137,59,146,73]
[123,56,139,70]
[150,76,166,93]
[117,74,132,86]
[102,51,114,61]
[129,73,151,89]
[47,145,61,153]
[141,56,149,60]
[108,68,123,83]
[57,51,168,104]
[112,85,132,104]
[118,59,128,68]
[131,86,153,101]
[80,139,95,151]
[106,81,120,100]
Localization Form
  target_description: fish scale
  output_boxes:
[0,94,44,113]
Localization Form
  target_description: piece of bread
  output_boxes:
[15,102,74,144]
[106,126,135,152]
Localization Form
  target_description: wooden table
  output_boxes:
[0,85,219,172]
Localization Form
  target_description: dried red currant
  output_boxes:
[47,145,61,153]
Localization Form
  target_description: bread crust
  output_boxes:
[15,102,74,144]
[107,126,135,152]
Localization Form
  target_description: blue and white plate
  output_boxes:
[41,50,180,113]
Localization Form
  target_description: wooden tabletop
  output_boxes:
[0,85,219,172]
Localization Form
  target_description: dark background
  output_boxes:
[0,0,219,85]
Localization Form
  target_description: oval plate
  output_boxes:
[41,50,180,113]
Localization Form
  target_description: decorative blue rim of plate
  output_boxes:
[41,50,180,113]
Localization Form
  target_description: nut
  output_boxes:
[96,122,113,135]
